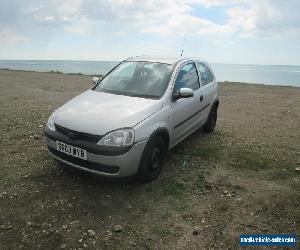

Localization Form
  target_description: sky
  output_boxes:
[0,0,300,65]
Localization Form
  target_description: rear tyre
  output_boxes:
[203,104,218,133]
[137,136,166,182]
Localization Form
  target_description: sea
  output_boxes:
[0,60,299,87]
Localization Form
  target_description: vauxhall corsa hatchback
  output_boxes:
[45,56,219,181]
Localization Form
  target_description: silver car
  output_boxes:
[45,56,219,181]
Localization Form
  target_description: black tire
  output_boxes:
[203,104,218,133]
[137,136,167,182]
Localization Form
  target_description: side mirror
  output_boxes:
[173,88,194,100]
[92,76,100,85]
[179,88,194,98]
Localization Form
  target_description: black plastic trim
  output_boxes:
[55,124,102,142]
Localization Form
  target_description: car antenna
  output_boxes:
[180,34,187,58]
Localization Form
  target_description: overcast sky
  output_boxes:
[0,0,299,65]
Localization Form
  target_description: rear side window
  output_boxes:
[197,62,214,86]
[174,63,200,92]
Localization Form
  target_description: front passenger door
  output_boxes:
[171,62,203,143]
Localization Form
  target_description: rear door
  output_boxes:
[170,62,204,143]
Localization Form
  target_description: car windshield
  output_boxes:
[94,61,173,98]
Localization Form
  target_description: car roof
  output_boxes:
[126,55,196,65]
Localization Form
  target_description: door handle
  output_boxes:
[200,95,203,102]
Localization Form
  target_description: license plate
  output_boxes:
[56,141,87,160]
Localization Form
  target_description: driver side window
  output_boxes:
[174,63,200,92]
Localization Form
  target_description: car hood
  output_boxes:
[54,90,162,135]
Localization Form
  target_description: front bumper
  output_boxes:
[45,130,148,178]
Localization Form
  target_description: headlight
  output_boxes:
[97,129,134,147]
[47,113,55,131]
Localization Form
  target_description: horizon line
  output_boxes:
[0,59,299,67]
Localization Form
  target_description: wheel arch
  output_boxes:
[213,99,219,108]
[136,127,170,182]
[148,127,170,150]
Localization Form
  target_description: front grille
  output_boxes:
[55,124,102,142]
[48,147,119,174]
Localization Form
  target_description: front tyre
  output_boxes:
[137,136,166,182]
[203,104,218,133]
